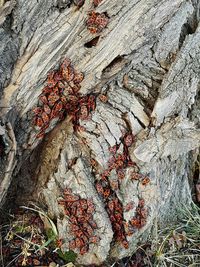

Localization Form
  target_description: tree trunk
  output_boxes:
[0,0,200,265]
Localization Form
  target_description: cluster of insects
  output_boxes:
[123,198,148,237]
[58,188,98,255]
[104,132,136,184]
[108,132,150,186]
[131,172,151,186]
[32,58,97,138]
[129,198,148,229]
[94,131,150,248]
[65,92,96,132]
[95,178,128,248]
[86,11,109,34]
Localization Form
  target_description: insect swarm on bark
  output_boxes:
[32,58,97,139]
[58,188,98,255]
[86,11,109,34]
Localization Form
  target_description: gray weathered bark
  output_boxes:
[0,0,200,265]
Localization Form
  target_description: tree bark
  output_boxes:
[0,0,200,265]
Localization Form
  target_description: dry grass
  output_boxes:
[1,202,200,266]
[150,202,200,267]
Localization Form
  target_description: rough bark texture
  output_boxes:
[0,0,200,265]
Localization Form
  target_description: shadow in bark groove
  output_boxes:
[102,56,127,79]
[179,22,197,49]
[2,137,46,212]
[84,36,100,48]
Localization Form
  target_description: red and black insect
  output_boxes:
[141,176,150,186]
[80,245,89,255]
[56,239,63,248]
[32,107,43,115]
[99,94,108,103]
[90,236,100,243]
[117,169,125,180]
[107,200,115,211]
[39,95,48,105]
[109,145,118,154]
[131,172,142,181]
[64,194,79,202]
[95,13,109,31]
[110,180,119,191]
[123,133,134,147]
[103,188,111,198]
[122,240,129,249]
[95,181,104,195]
[79,105,88,120]
[73,71,84,84]
[124,201,134,212]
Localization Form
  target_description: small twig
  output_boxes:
[164,256,187,267]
